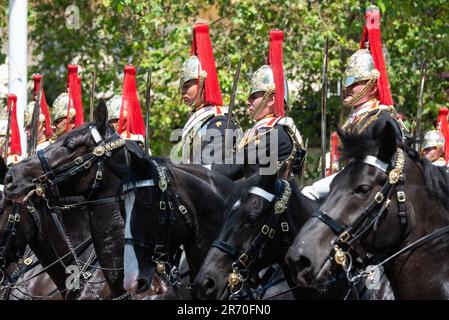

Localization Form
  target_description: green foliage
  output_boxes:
[1,0,448,182]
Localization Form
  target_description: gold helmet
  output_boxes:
[343,5,393,107]
[423,130,445,151]
[52,92,76,124]
[106,95,124,121]
[343,49,380,88]
[248,30,287,120]
[179,56,207,92]
[24,101,46,128]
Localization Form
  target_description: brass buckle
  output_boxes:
[83,161,92,169]
[238,253,248,266]
[74,157,83,165]
[338,231,351,243]
[261,225,270,235]
[24,257,33,266]
[397,191,406,203]
[179,205,187,215]
[268,229,276,239]
[281,222,289,232]
[374,192,384,204]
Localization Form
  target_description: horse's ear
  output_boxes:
[0,156,7,184]
[94,99,108,135]
[377,121,397,164]
[261,172,278,189]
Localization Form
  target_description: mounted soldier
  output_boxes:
[0,94,23,166]
[179,23,240,165]
[421,107,449,167]
[302,5,409,201]
[50,64,84,143]
[214,29,305,180]
[106,65,148,151]
[24,74,53,152]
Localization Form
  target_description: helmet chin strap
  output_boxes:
[250,89,275,121]
[189,72,207,111]
[343,71,380,108]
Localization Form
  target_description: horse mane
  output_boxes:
[337,110,449,210]
[405,148,449,210]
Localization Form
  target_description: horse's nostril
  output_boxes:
[297,255,312,270]
[203,277,215,290]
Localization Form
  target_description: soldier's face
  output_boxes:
[182,79,202,108]
[247,92,275,121]
[54,118,74,133]
[422,146,443,162]
[344,80,378,108]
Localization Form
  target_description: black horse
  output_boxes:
[194,172,329,300]
[287,114,449,299]
[120,155,235,296]
[3,100,144,298]
[0,196,109,299]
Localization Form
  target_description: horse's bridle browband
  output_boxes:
[211,179,293,299]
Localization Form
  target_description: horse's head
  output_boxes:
[4,99,115,201]
[121,157,191,295]
[0,199,40,284]
[195,173,293,300]
[286,114,413,289]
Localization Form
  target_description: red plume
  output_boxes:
[330,132,340,175]
[360,5,393,106]
[7,94,22,156]
[437,107,449,163]
[32,74,52,137]
[66,65,84,129]
[191,23,223,106]
[268,29,285,117]
[118,65,145,137]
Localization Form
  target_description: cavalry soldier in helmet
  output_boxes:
[422,130,447,166]
[50,64,84,143]
[179,23,240,165]
[106,65,148,152]
[214,29,306,180]
[24,74,53,152]
[421,107,449,167]
[302,5,409,202]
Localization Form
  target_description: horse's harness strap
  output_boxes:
[248,187,276,202]
[313,211,346,236]
[212,240,242,259]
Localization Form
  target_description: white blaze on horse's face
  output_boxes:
[123,191,139,292]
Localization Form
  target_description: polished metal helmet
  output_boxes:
[52,92,75,123]
[423,130,445,150]
[343,49,380,88]
[179,55,207,92]
[106,95,123,121]
[24,101,46,128]
[249,65,289,105]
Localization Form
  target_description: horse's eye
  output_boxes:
[244,214,259,226]
[64,140,77,151]
[355,185,372,195]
